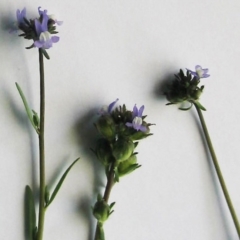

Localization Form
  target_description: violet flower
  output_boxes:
[186,65,210,79]
[34,10,59,49]
[98,98,119,115]
[126,105,147,132]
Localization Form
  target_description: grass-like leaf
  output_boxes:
[25,185,36,240]
[15,83,39,134]
[46,158,80,207]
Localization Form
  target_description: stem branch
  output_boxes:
[194,102,240,238]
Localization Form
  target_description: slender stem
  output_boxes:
[194,102,240,238]
[94,161,116,240]
[36,49,46,240]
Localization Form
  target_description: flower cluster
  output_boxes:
[14,7,62,52]
[164,65,210,110]
[94,99,153,178]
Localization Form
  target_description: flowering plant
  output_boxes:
[13,7,79,240]
[92,99,153,240]
[164,65,240,238]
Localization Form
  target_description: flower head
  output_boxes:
[12,6,61,52]
[186,65,210,79]
[126,105,147,132]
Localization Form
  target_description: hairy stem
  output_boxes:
[36,49,46,240]
[194,102,240,238]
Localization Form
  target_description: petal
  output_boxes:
[56,20,63,25]
[132,104,138,117]
[138,105,144,117]
[126,122,133,128]
[139,125,147,132]
[108,98,119,113]
[51,36,59,43]
[41,13,49,32]
[34,40,43,48]
[35,19,42,35]
[195,65,202,71]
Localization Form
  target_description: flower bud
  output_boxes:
[118,154,140,177]
[95,139,113,166]
[96,115,116,139]
[112,138,134,162]
[93,199,110,223]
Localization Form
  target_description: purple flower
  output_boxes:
[126,105,147,132]
[99,99,119,115]
[34,10,59,49]
[186,65,210,79]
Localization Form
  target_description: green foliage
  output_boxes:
[45,158,80,207]
[15,83,40,134]
[25,186,36,240]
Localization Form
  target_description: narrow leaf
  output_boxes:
[15,83,38,133]
[25,185,36,240]
[41,49,50,60]
[195,101,206,111]
[46,158,80,207]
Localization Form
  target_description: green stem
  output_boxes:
[94,161,116,240]
[194,102,240,238]
[36,49,46,240]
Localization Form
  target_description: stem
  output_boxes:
[194,102,240,238]
[94,161,116,240]
[36,49,46,240]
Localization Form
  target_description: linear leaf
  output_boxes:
[15,83,39,133]
[25,185,36,240]
[46,158,80,207]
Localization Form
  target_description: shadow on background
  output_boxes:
[73,108,105,240]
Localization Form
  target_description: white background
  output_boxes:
[0,0,240,239]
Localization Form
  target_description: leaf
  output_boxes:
[15,83,39,134]
[25,185,36,240]
[46,158,80,207]
[41,49,50,60]
[195,101,206,111]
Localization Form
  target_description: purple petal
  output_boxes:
[51,36,59,43]
[202,73,210,78]
[41,13,49,32]
[43,40,53,49]
[139,125,147,132]
[35,19,42,36]
[195,65,202,71]
[108,98,119,113]
[132,105,138,117]
[55,20,63,26]
[126,122,133,128]
[138,105,144,117]
[34,40,43,48]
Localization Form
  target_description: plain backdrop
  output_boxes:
[1,1,240,240]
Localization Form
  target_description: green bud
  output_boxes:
[96,115,116,139]
[112,138,134,162]
[192,88,202,100]
[118,154,140,177]
[93,199,110,223]
[130,124,151,141]
[95,139,113,166]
